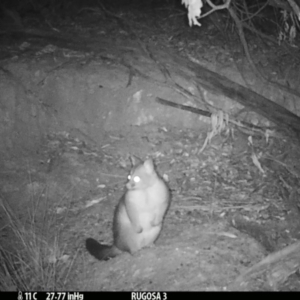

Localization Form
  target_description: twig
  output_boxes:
[199,0,232,20]
[156,97,211,117]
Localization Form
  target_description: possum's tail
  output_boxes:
[85,238,121,261]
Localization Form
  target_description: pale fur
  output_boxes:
[86,158,170,261]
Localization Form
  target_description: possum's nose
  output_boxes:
[126,181,135,189]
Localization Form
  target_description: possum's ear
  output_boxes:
[143,158,154,174]
[129,155,143,167]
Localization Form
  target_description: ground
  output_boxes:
[1,2,300,291]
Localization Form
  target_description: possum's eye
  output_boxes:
[128,175,131,180]
[133,176,141,183]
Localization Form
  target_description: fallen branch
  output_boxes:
[155,97,277,136]
[229,241,300,290]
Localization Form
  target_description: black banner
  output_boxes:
[3,292,171,300]
[2,291,289,298]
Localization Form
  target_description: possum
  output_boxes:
[86,158,170,261]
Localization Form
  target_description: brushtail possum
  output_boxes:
[86,158,170,261]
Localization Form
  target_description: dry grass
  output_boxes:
[0,187,76,291]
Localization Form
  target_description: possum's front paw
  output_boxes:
[150,218,162,227]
